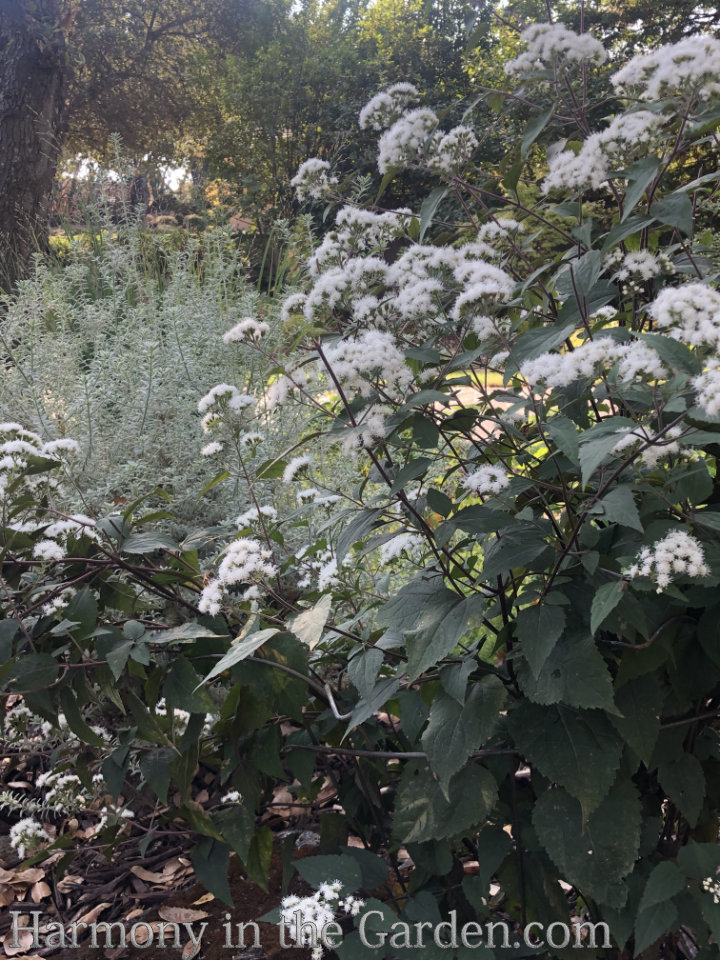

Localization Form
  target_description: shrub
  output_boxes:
[6,14,720,960]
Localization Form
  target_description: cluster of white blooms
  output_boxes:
[40,773,87,812]
[281,882,364,960]
[692,368,720,417]
[521,337,667,389]
[283,454,313,484]
[359,82,419,130]
[626,530,710,592]
[33,513,100,564]
[612,250,670,284]
[505,23,607,76]
[198,538,277,615]
[612,425,686,468]
[0,422,80,497]
[291,159,338,202]
[649,283,720,348]
[612,35,720,101]
[462,465,511,496]
[236,504,278,528]
[221,789,242,804]
[9,817,52,860]
[428,125,479,175]
[543,110,661,193]
[322,331,414,399]
[377,108,440,174]
[471,314,512,341]
[703,877,720,904]
[198,384,255,433]
[295,546,341,592]
[295,487,341,508]
[201,441,224,457]
[223,318,270,343]
[155,698,191,735]
[380,531,425,563]
[41,587,77,616]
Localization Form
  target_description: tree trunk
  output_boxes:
[0,0,67,291]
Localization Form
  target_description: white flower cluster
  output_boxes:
[281,881,364,960]
[155,698,191,735]
[236,504,278,528]
[291,159,338,202]
[462,465,511,496]
[612,425,686,468]
[693,368,720,417]
[649,283,720,349]
[521,337,667,390]
[627,530,710,592]
[377,108,440,174]
[505,23,607,76]
[380,531,425,563]
[612,35,720,101]
[39,772,86,812]
[283,454,313,484]
[198,384,255,433]
[198,538,277,615]
[427,125,479,175]
[703,877,720,904]
[223,318,270,343]
[9,816,52,860]
[0,422,80,497]
[33,513,100,564]
[322,331,414,399]
[359,82,419,130]
[543,110,661,193]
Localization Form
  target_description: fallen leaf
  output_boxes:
[161,858,186,877]
[131,923,160,945]
[192,892,214,906]
[194,789,210,805]
[158,907,209,924]
[125,909,144,922]
[0,868,45,886]
[31,881,52,902]
[75,902,112,926]
[0,885,14,907]
[182,940,202,960]
[3,928,34,956]
[57,876,84,894]
[129,866,167,885]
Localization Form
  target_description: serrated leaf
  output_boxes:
[638,861,685,915]
[199,628,279,686]
[121,531,179,554]
[191,839,232,906]
[610,674,662,766]
[421,676,507,793]
[510,323,575,368]
[598,486,643,533]
[651,192,693,236]
[633,901,678,956]
[164,657,216,713]
[296,854,362,891]
[508,701,623,821]
[547,416,580,465]
[591,582,625,635]
[392,763,497,844]
[480,526,549,580]
[659,754,705,827]
[533,780,641,908]
[516,630,617,713]
[516,603,565,678]
[347,648,384,701]
[290,594,332,650]
[521,107,553,158]
[336,508,383,565]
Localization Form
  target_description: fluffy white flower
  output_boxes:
[428,125,478,174]
[9,817,52,859]
[223,318,269,343]
[505,22,606,75]
[322,331,413,398]
[201,441,224,457]
[283,455,312,484]
[359,83,419,130]
[377,108,440,174]
[197,383,255,415]
[612,35,720,100]
[33,539,65,562]
[198,538,276,614]
[380,532,425,563]
[693,368,720,417]
[291,158,338,202]
[626,530,709,592]
[462,465,511,496]
[650,283,720,349]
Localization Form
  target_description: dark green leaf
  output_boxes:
[139,747,175,804]
[521,107,553,158]
[633,902,678,956]
[638,861,685,914]
[121,531,179,554]
[516,630,617,713]
[421,676,507,793]
[200,628,279,685]
[7,654,59,691]
[610,674,663,766]
[163,657,216,713]
[508,701,623,821]
[533,780,641,908]
[591,582,626,635]
[598,486,643,533]
[516,603,565,678]
[296,854,363,891]
[659,754,705,827]
[336,509,383,565]
[393,763,497,844]
[651,193,693,235]
[191,839,232,905]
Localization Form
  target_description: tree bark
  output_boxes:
[0,0,67,291]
